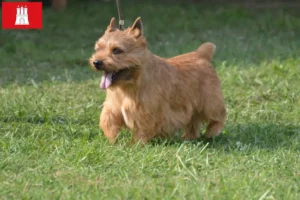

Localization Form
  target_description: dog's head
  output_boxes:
[89,17,146,89]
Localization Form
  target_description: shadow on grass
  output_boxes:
[149,123,300,151]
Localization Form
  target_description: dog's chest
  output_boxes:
[121,103,135,129]
[121,106,130,127]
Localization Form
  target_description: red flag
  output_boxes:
[2,2,42,29]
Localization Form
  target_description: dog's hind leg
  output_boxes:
[100,106,124,143]
[203,94,226,138]
[182,114,202,141]
[204,120,224,138]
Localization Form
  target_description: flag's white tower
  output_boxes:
[15,6,29,25]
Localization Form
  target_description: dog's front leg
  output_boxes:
[100,106,124,143]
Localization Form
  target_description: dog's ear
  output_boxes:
[130,17,143,38]
[106,17,116,32]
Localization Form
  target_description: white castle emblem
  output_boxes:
[15,6,29,25]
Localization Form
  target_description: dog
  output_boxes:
[89,17,226,144]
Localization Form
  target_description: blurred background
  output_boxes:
[1,0,299,86]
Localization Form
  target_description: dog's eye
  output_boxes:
[112,48,123,55]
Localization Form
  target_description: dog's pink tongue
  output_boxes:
[100,72,113,89]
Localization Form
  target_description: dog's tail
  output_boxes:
[196,42,216,61]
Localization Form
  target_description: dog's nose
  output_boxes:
[93,60,104,70]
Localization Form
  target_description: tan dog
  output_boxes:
[89,17,226,144]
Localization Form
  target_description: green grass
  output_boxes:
[0,1,300,199]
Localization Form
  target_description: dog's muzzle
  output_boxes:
[93,60,104,70]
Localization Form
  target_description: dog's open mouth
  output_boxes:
[100,68,135,89]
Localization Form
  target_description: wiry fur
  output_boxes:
[89,17,226,144]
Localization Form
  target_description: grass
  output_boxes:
[0,1,300,199]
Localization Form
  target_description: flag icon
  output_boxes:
[2,2,42,29]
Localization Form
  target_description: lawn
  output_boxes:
[0,1,299,199]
